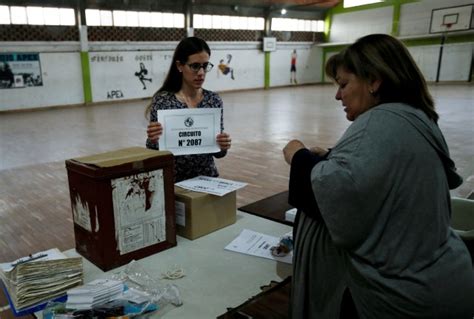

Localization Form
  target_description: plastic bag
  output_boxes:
[43,260,182,318]
[110,260,183,308]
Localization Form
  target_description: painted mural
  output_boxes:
[0,53,42,89]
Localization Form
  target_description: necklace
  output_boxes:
[176,90,202,108]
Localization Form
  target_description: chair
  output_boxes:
[451,197,474,263]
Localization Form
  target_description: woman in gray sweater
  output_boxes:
[283,34,473,319]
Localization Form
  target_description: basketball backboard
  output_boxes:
[430,4,473,33]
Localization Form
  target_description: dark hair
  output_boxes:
[145,37,210,118]
[325,34,438,122]
[160,36,210,93]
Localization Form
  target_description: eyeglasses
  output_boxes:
[185,62,214,73]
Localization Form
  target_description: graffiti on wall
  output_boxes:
[217,54,235,80]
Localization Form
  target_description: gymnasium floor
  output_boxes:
[0,83,473,263]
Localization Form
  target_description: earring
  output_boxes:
[369,89,374,94]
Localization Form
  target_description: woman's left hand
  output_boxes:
[216,132,232,151]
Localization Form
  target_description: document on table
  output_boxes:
[175,175,247,196]
[0,248,83,313]
[157,108,221,156]
[225,229,293,264]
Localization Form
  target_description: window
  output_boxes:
[2,5,75,25]
[162,12,174,27]
[150,12,163,27]
[86,9,181,28]
[193,14,264,30]
[85,9,100,26]
[344,0,382,8]
[126,11,139,27]
[100,10,113,26]
[271,18,324,32]
[43,7,60,25]
[112,10,127,26]
[59,9,75,25]
[138,12,151,27]
[27,7,44,25]
[0,6,11,24]
[10,6,27,24]
[173,13,184,28]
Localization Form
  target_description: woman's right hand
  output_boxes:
[147,122,163,142]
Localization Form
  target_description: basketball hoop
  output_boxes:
[444,23,453,31]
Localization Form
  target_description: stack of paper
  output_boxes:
[66,279,124,310]
[0,248,83,314]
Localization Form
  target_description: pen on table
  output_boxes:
[11,253,47,267]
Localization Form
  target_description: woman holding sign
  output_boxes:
[145,37,232,182]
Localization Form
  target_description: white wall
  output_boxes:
[269,44,322,86]
[0,42,324,111]
[399,0,474,37]
[330,6,393,43]
[408,45,441,82]
[0,52,83,111]
[205,47,266,91]
[410,42,474,82]
[89,50,172,102]
[438,43,473,81]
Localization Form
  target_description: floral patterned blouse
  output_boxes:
[146,89,225,182]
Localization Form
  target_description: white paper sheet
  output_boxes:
[224,229,293,264]
[158,108,221,156]
[175,175,247,196]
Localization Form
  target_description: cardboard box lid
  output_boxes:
[175,186,209,199]
[72,147,171,167]
[66,147,174,179]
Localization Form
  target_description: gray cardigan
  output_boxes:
[292,103,474,318]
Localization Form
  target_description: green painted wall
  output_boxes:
[264,52,270,89]
[80,51,92,103]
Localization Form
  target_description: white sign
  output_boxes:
[225,229,293,264]
[111,170,166,255]
[175,176,247,197]
[158,108,221,156]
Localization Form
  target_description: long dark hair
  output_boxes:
[326,34,438,122]
[145,37,211,118]
[160,36,210,93]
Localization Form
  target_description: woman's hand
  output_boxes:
[309,146,329,157]
[147,122,163,143]
[283,139,306,165]
[216,132,232,151]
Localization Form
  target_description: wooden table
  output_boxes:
[239,191,294,226]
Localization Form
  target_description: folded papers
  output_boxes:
[0,248,83,314]
[66,279,124,310]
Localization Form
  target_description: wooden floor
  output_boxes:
[0,83,473,265]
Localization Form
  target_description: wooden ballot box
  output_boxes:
[65,147,176,271]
